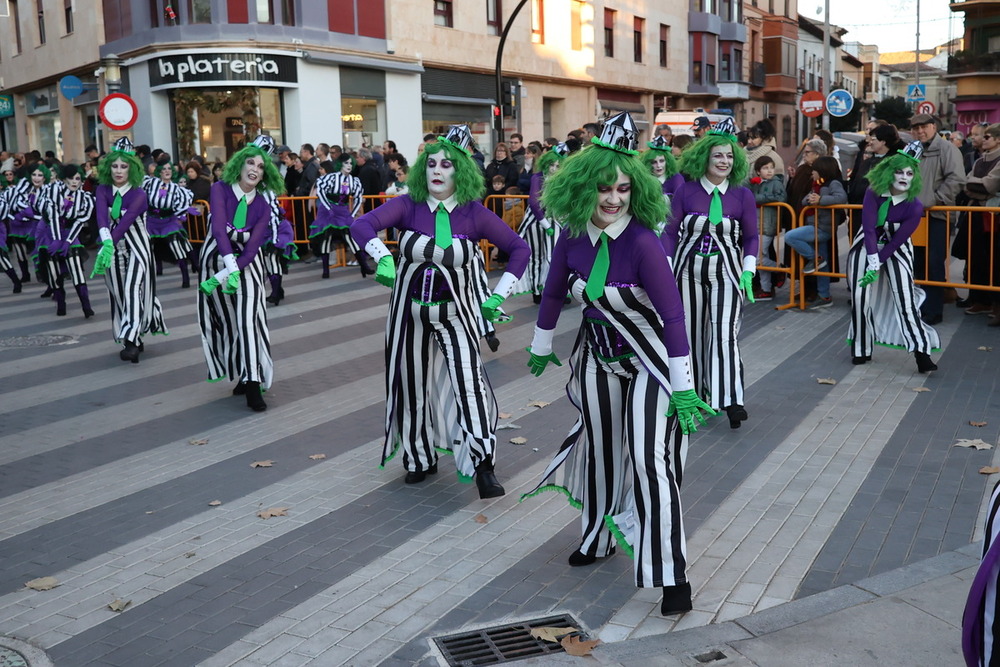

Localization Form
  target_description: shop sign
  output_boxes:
[0,95,13,119]
[149,53,298,86]
[225,116,244,128]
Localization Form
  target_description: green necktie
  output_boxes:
[233,195,248,229]
[585,232,610,302]
[876,196,891,228]
[435,202,452,249]
[110,192,123,220]
[708,187,723,225]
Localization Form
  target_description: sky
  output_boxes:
[818,0,963,53]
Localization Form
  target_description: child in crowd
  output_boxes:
[501,185,524,230]
[748,155,787,301]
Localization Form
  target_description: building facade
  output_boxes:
[948,0,1000,132]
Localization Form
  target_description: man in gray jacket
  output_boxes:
[910,114,966,324]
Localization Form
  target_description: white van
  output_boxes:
[652,109,739,138]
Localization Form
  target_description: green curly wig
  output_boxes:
[26,162,52,184]
[866,153,923,202]
[97,151,144,188]
[406,140,485,204]
[641,147,678,179]
[540,145,668,236]
[678,134,748,185]
[534,148,564,175]
[221,146,286,194]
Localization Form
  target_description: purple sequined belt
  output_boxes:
[410,266,453,304]
[696,234,721,256]
[585,317,635,361]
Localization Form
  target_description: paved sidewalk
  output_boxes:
[0,262,995,666]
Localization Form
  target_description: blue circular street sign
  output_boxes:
[59,75,85,100]
[826,89,854,118]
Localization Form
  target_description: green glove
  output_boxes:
[525,347,562,377]
[221,269,241,294]
[199,276,221,295]
[666,389,718,435]
[739,270,755,303]
[375,255,396,288]
[481,293,506,322]
[90,239,115,278]
[859,269,879,287]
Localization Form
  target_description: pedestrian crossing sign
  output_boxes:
[906,85,926,102]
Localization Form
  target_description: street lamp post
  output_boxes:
[494,0,530,144]
[97,54,122,151]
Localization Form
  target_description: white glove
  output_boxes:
[866,253,881,273]
[493,272,519,300]
[529,326,555,357]
[742,255,757,274]
[222,253,239,275]
[667,355,694,392]
[365,237,392,262]
[98,227,112,243]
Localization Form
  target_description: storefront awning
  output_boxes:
[422,94,494,106]
[302,51,423,75]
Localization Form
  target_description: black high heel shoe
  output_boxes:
[474,461,505,499]
[661,582,693,616]
[915,352,938,374]
[725,405,748,429]
[245,381,267,412]
[404,462,438,484]
[119,340,140,364]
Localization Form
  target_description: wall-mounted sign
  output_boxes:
[799,91,825,118]
[341,113,364,122]
[225,116,244,128]
[0,95,13,119]
[59,75,85,100]
[100,93,139,131]
[148,53,298,87]
[826,89,854,118]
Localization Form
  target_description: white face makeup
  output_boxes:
[706,144,734,184]
[340,160,353,175]
[426,154,456,200]
[239,155,265,192]
[651,155,666,177]
[891,167,915,194]
[30,169,46,188]
[65,173,83,191]
[160,164,173,182]
[591,169,631,229]
[110,159,130,186]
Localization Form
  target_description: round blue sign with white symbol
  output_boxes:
[826,89,854,118]
[59,75,85,100]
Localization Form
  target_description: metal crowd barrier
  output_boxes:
[785,203,1000,310]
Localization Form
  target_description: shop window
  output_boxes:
[341,97,381,150]
[604,8,615,58]
[486,0,501,36]
[187,0,210,23]
[434,0,452,27]
[173,88,284,163]
[531,0,543,44]
[633,16,643,63]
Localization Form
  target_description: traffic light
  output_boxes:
[501,81,517,119]
[492,105,500,118]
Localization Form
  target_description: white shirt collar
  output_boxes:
[112,184,131,197]
[881,191,909,205]
[587,215,632,245]
[232,183,257,204]
[699,177,729,195]
[426,194,458,213]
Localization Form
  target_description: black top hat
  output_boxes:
[709,117,738,138]
[552,142,570,157]
[440,125,473,154]
[900,140,924,163]
[647,136,671,151]
[250,134,276,156]
[112,137,135,154]
[594,112,639,154]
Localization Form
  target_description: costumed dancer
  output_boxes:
[197,135,285,412]
[0,159,23,293]
[40,165,96,317]
[962,479,1000,667]
[264,195,296,306]
[522,112,715,616]
[6,168,38,285]
[15,164,52,294]
[91,137,168,363]
[512,143,568,303]
[643,135,685,205]
[311,155,368,279]
[351,125,530,499]
[662,118,759,429]
[142,161,196,288]
[846,141,940,373]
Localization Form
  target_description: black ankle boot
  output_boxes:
[40,287,53,299]
[568,549,597,567]
[75,284,94,318]
[18,261,30,283]
[5,269,21,293]
[321,254,330,279]
[245,381,267,412]
[119,340,140,364]
[474,461,505,499]
[915,352,938,373]
[661,582,693,616]
[232,382,247,395]
[725,405,748,429]
[54,288,66,316]
[851,354,872,365]
[485,333,500,352]
[178,260,190,288]
[404,462,438,484]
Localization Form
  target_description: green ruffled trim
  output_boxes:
[412,297,453,307]
[846,337,941,353]
[206,377,225,383]
[603,514,635,558]
[595,350,637,363]
[379,439,401,469]
[518,484,584,509]
[456,472,473,484]
[147,230,188,239]
[645,142,671,152]
[589,137,638,156]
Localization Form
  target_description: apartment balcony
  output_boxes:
[750,62,766,87]
[718,81,750,100]
[950,0,1000,10]
[764,73,798,94]
[948,51,1000,76]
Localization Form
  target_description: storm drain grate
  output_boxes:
[433,613,583,666]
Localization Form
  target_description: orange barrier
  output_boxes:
[755,202,800,310]
[785,203,1000,310]
[482,194,529,272]
[186,200,211,244]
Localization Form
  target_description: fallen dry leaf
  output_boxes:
[912,387,931,393]
[108,598,131,612]
[979,346,993,352]
[530,627,578,643]
[499,412,513,419]
[184,552,196,558]
[188,438,209,446]
[208,500,222,506]
[816,378,837,385]
[257,507,289,519]
[980,466,1000,475]
[527,400,550,408]
[510,436,528,445]
[308,454,327,460]
[473,513,488,524]
[561,635,602,656]
[971,421,988,427]
[24,577,59,591]
[954,439,994,451]
[251,460,274,468]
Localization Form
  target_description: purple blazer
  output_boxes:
[208,180,272,269]
[96,185,148,245]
